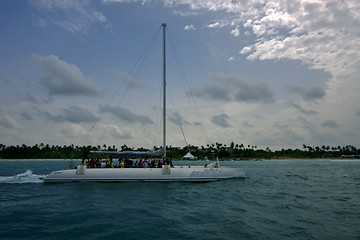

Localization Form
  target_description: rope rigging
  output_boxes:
[78,26,162,147]
[78,24,211,151]
[167,28,212,147]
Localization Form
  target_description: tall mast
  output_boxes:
[162,23,166,159]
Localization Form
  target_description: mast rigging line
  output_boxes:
[166,28,212,146]
[79,26,162,147]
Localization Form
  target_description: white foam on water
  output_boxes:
[0,170,47,184]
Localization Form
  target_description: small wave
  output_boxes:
[0,170,47,184]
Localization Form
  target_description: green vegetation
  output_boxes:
[0,142,359,160]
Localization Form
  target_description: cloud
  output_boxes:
[227,56,236,62]
[321,120,338,129]
[111,70,142,89]
[192,73,275,103]
[207,21,227,28]
[59,122,87,139]
[60,106,97,123]
[101,105,154,124]
[103,0,140,3]
[16,92,38,104]
[288,100,317,115]
[29,0,110,34]
[168,111,189,125]
[243,121,254,128]
[108,124,133,139]
[20,112,33,121]
[310,131,338,145]
[297,116,315,130]
[156,0,359,94]
[32,54,99,96]
[286,85,326,102]
[212,113,231,128]
[43,105,97,123]
[230,27,240,37]
[235,1,360,80]
[0,115,22,129]
[240,46,252,54]
[184,24,196,30]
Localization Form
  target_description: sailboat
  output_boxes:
[44,24,245,183]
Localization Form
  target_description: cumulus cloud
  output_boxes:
[32,54,99,96]
[192,73,275,103]
[207,22,222,28]
[108,124,133,139]
[212,113,231,128]
[286,85,326,102]
[59,122,87,139]
[288,100,317,115]
[151,0,359,92]
[230,27,240,37]
[60,106,97,123]
[104,0,360,81]
[235,0,360,81]
[184,24,196,30]
[168,111,189,125]
[43,105,97,123]
[100,105,154,125]
[240,46,252,54]
[227,56,236,62]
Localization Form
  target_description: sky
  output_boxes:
[1,0,360,151]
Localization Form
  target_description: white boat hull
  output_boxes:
[44,165,245,183]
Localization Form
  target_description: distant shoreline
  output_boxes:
[0,158,355,162]
[0,159,82,161]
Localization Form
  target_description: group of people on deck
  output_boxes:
[82,157,172,168]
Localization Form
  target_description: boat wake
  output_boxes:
[0,170,47,184]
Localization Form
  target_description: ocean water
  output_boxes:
[0,160,359,240]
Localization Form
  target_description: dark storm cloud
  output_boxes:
[212,113,231,128]
[100,105,154,125]
[192,73,275,104]
[286,85,325,102]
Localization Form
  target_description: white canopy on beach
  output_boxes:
[182,152,197,160]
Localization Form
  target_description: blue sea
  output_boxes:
[0,160,359,240]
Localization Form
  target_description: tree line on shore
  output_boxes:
[0,142,359,160]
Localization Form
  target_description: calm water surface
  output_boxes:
[0,160,359,240]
